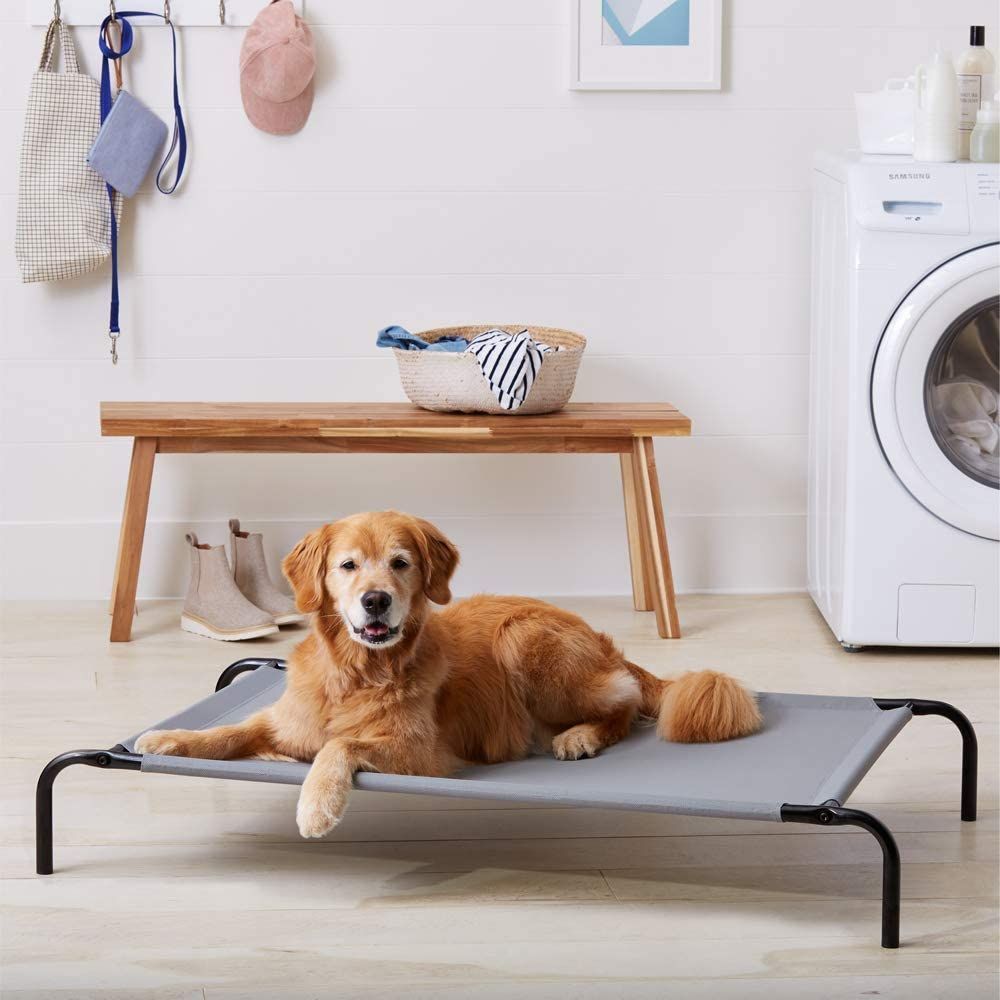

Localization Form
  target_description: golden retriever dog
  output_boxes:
[137,511,762,838]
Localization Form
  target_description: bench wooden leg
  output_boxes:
[619,453,653,611]
[631,436,681,639]
[109,437,157,642]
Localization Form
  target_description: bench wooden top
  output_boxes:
[100,402,691,439]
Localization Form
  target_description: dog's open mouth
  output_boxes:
[353,621,400,644]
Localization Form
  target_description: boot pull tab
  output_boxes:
[185,532,199,548]
[229,518,241,535]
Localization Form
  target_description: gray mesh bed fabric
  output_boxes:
[122,663,912,821]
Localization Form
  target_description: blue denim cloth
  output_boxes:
[376,326,469,352]
[87,89,168,198]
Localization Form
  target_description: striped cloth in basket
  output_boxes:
[466,328,561,411]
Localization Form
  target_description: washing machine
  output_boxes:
[809,151,999,649]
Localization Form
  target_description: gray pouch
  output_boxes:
[87,90,168,197]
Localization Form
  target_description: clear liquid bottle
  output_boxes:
[970,99,1000,162]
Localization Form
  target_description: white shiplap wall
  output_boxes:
[1,1,996,599]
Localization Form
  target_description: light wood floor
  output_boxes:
[1,595,997,999]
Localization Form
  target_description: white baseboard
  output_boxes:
[0,513,805,600]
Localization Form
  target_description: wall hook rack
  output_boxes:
[29,0,303,26]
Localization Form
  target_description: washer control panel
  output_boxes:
[850,162,971,234]
[849,161,999,237]
[969,166,1000,235]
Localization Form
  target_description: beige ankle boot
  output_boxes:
[229,519,304,626]
[181,533,279,641]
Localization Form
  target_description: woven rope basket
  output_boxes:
[394,325,586,415]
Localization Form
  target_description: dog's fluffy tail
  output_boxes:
[625,663,762,743]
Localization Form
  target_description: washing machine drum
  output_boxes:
[872,243,999,540]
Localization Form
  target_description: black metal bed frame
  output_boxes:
[35,658,978,949]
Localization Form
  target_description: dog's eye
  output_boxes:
[340,560,357,571]
[391,558,409,570]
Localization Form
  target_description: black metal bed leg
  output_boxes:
[781,802,901,948]
[876,698,978,821]
[36,749,141,876]
[215,657,287,692]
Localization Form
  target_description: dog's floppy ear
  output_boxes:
[282,526,330,613]
[413,518,459,605]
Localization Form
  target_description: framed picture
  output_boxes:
[570,0,723,90]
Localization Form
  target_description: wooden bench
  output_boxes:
[101,402,692,642]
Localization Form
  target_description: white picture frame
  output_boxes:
[570,0,723,91]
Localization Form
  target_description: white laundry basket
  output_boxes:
[854,78,916,154]
[393,325,586,415]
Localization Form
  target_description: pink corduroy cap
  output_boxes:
[239,1,315,135]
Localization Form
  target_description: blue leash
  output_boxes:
[98,12,187,362]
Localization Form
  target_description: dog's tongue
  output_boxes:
[364,622,389,637]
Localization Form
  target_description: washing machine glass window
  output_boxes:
[871,243,1000,540]
[924,296,1000,489]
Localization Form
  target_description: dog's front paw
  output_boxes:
[296,786,347,839]
[135,730,189,756]
[552,727,601,761]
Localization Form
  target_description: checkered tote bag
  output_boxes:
[15,20,122,283]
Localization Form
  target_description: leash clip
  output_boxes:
[109,331,119,365]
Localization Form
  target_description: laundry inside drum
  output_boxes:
[925,296,1000,488]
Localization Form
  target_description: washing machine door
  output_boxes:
[872,243,999,540]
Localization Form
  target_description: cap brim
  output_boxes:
[240,76,314,136]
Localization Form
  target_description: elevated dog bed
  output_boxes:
[36,658,978,949]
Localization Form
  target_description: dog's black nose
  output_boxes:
[361,590,392,615]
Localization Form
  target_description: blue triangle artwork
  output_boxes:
[602,0,690,46]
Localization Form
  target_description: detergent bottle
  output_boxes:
[914,45,960,162]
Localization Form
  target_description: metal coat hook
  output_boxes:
[36,0,244,26]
